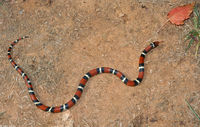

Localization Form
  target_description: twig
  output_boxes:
[145,19,170,43]
[156,19,170,33]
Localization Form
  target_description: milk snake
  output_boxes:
[8,36,159,113]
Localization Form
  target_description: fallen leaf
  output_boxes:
[167,3,195,25]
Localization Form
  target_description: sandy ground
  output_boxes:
[0,0,200,126]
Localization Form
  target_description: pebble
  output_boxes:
[19,10,24,15]
[119,13,125,17]
[150,117,158,122]
[95,8,101,12]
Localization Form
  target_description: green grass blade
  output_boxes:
[188,30,199,37]
[186,39,195,51]
[198,16,200,29]
[195,41,200,57]
[194,16,198,29]
[185,100,200,121]
[194,5,199,17]
[193,5,200,28]
[184,34,192,42]
[185,30,198,41]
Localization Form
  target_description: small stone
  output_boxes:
[179,121,184,125]
[19,10,24,15]
[95,8,101,12]
[150,118,157,122]
[119,13,125,17]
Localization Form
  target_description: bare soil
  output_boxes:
[0,0,200,126]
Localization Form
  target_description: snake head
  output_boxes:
[153,41,162,47]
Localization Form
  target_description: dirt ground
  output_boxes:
[0,0,200,126]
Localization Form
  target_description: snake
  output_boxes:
[8,36,159,113]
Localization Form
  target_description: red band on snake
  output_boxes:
[8,36,159,113]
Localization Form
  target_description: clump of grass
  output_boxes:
[0,0,5,6]
[185,4,200,57]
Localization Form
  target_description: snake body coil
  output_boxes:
[8,36,159,113]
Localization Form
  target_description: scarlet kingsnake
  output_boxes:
[8,36,159,113]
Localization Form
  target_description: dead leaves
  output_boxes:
[167,3,195,25]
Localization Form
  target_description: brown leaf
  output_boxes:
[167,3,195,25]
